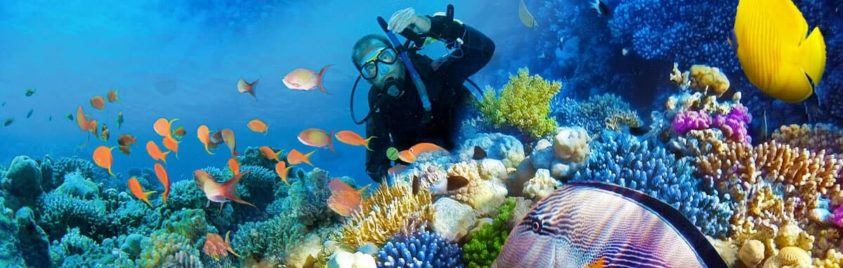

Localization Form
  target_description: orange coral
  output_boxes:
[340,184,433,250]
[772,124,843,155]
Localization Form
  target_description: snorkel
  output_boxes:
[376,16,434,123]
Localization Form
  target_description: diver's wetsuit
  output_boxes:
[365,16,495,182]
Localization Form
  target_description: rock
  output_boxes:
[15,207,49,267]
[523,169,558,201]
[553,127,590,162]
[328,249,376,268]
[469,179,508,217]
[739,239,765,267]
[5,156,43,209]
[287,233,323,268]
[433,198,477,241]
[478,159,507,182]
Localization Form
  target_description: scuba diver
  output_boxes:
[350,7,495,182]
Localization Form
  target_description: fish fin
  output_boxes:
[161,151,170,164]
[357,184,371,194]
[223,171,255,207]
[204,144,215,155]
[304,151,315,166]
[317,64,332,94]
[800,26,826,87]
[249,79,258,99]
[364,136,376,151]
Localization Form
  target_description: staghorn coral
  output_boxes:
[553,93,642,135]
[462,197,516,268]
[772,124,843,155]
[341,184,433,250]
[377,229,464,268]
[476,68,561,138]
[697,140,843,215]
[231,213,305,263]
[575,131,733,237]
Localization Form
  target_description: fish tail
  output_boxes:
[318,64,332,94]
[161,151,170,164]
[800,26,826,85]
[143,191,156,207]
[107,168,115,177]
[204,144,215,155]
[304,151,315,166]
[364,136,376,151]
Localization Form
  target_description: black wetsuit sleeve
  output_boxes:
[365,91,391,182]
[423,15,496,83]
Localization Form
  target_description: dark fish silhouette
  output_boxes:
[412,176,420,195]
[494,182,727,267]
[446,175,469,191]
[26,109,33,118]
[3,118,13,126]
[473,146,487,160]
[629,125,651,136]
[24,88,35,97]
[66,113,74,121]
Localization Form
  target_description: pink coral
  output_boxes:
[672,110,712,135]
[713,105,752,144]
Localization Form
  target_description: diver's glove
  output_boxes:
[388,8,432,36]
[425,12,465,43]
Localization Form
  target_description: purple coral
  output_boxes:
[712,105,752,144]
[831,205,843,228]
[672,111,712,135]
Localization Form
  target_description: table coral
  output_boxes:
[476,68,561,138]
[340,184,433,250]
[377,230,464,268]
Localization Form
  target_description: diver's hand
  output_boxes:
[388,8,431,35]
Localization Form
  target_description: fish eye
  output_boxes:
[531,218,542,232]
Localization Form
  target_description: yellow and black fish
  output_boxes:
[733,0,826,102]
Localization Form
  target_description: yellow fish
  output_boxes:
[733,0,826,102]
[518,0,538,28]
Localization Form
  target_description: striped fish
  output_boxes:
[493,182,727,268]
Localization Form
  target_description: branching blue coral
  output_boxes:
[572,131,732,237]
[377,229,464,268]
[552,93,642,134]
[609,0,740,73]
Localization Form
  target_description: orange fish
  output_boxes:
[397,149,416,163]
[162,136,179,159]
[197,125,215,155]
[193,170,254,208]
[90,96,106,110]
[228,157,240,176]
[75,106,97,134]
[154,163,170,204]
[298,128,334,152]
[275,161,291,185]
[203,231,239,261]
[335,130,375,151]
[172,126,186,140]
[107,89,119,103]
[221,128,237,156]
[237,79,259,98]
[327,179,369,216]
[153,118,178,138]
[287,149,315,166]
[118,146,131,155]
[146,141,170,163]
[128,176,155,207]
[283,65,332,94]
[409,142,449,156]
[92,146,115,176]
[259,146,282,161]
[247,119,269,134]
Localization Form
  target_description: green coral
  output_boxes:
[231,213,306,263]
[477,68,562,138]
[462,197,516,268]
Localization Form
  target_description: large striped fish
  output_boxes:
[493,182,727,268]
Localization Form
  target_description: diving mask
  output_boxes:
[359,47,398,80]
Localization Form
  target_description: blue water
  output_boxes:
[0,0,524,184]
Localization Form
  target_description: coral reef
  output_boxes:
[522,169,558,201]
[462,197,515,268]
[328,249,376,268]
[772,124,843,155]
[377,230,464,268]
[4,155,44,209]
[575,131,733,237]
[476,68,562,138]
[15,207,50,267]
[0,198,25,267]
[444,161,508,217]
[38,181,108,240]
[231,213,305,263]
[138,232,203,268]
[273,168,337,228]
[514,127,591,194]
[553,93,642,135]
[340,184,433,250]
[456,132,525,169]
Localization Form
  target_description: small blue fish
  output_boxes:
[26,109,33,119]
[494,182,726,268]
[24,88,35,97]
[3,118,13,126]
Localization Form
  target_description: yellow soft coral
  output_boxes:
[689,64,730,96]
[477,68,562,138]
[340,184,433,250]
